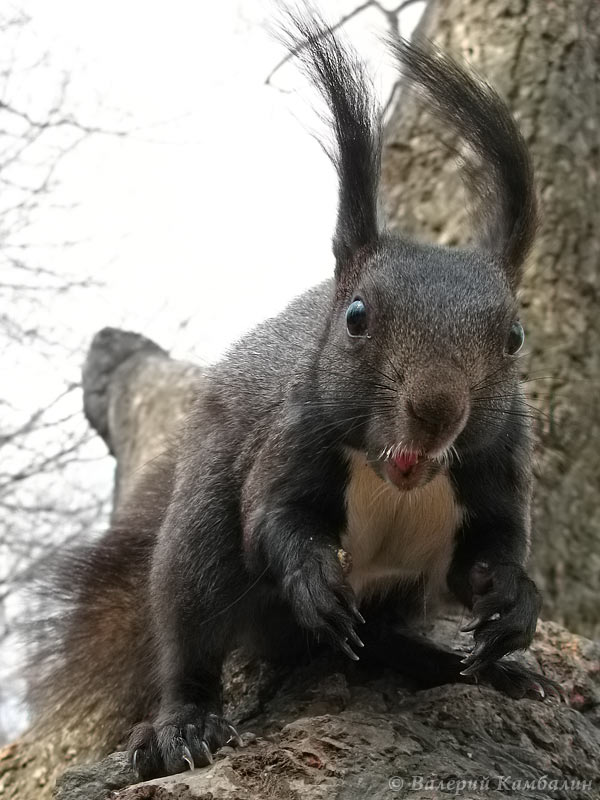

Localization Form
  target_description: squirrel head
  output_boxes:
[321,238,525,490]
[283,9,536,490]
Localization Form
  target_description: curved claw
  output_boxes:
[529,681,545,699]
[544,681,566,704]
[352,607,366,625]
[201,740,214,765]
[460,617,481,633]
[348,628,365,649]
[340,639,360,661]
[181,743,195,771]
[460,657,485,676]
[462,609,503,633]
[227,724,244,747]
[132,748,140,773]
[460,640,486,672]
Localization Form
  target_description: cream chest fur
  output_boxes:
[342,452,463,600]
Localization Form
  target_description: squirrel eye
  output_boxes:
[346,299,368,338]
[506,321,525,355]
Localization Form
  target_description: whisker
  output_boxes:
[382,353,404,386]
[470,362,508,393]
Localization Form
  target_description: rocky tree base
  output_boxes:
[53,620,600,800]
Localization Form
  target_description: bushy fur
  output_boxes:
[388,36,537,282]
[28,6,557,782]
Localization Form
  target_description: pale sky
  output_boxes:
[15,0,423,365]
[1,0,423,737]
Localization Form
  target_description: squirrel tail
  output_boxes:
[25,455,172,757]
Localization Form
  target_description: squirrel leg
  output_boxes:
[128,593,244,781]
[360,615,562,701]
[129,463,248,779]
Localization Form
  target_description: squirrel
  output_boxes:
[27,6,561,782]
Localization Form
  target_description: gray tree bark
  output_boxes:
[81,328,203,506]
[381,0,600,637]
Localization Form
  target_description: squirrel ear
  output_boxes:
[279,9,382,282]
[389,39,537,290]
[327,42,382,278]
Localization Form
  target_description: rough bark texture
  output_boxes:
[2,333,598,800]
[53,633,600,800]
[81,327,204,504]
[381,0,600,637]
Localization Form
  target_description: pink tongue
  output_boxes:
[392,451,420,472]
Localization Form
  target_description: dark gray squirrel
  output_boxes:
[29,6,562,782]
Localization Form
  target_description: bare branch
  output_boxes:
[264,0,422,87]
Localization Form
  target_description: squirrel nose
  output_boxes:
[408,394,467,437]
[407,367,469,443]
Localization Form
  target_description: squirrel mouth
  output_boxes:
[380,448,429,490]
[391,450,421,472]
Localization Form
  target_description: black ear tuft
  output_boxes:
[277,6,382,279]
[389,38,537,288]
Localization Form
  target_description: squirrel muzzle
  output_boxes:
[406,363,470,455]
[381,363,470,490]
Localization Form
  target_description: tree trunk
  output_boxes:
[381,0,600,637]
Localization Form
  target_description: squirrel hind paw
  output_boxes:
[128,708,235,779]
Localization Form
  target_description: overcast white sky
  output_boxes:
[14,0,419,365]
[1,0,423,737]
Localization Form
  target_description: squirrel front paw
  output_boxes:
[129,704,242,780]
[459,561,541,675]
[282,548,365,660]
